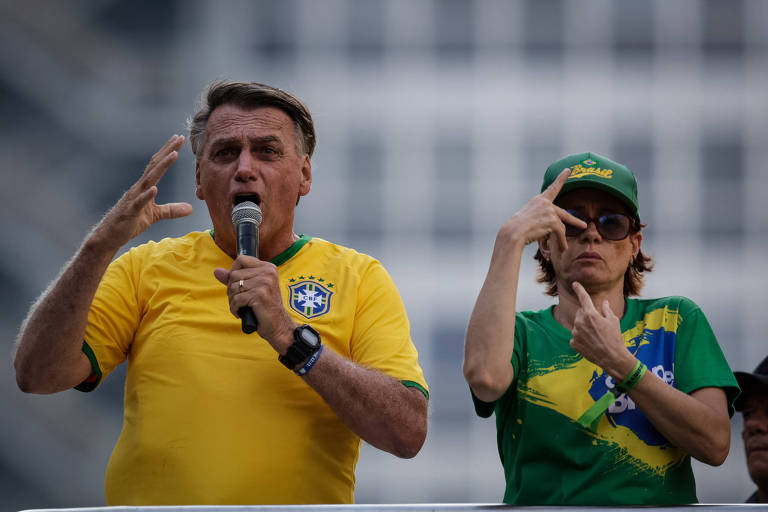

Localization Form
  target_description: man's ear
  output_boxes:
[298,155,312,197]
[195,161,204,200]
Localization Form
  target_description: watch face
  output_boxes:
[299,326,320,347]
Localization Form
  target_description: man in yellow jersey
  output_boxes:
[463,153,738,504]
[14,81,428,505]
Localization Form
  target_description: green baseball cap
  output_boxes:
[540,152,639,217]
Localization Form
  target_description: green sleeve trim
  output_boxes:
[401,380,429,400]
[683,382,741,418]
[270,235,312,266]
[74,341,102,392]
[470,386,495,418]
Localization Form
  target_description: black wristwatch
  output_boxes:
[279,324,322,370]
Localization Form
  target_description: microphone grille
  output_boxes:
[231,201,262,226]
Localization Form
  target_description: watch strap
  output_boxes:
[295,344,324,376]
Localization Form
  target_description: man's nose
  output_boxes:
[744,408,768,435]
[234,151,259,182]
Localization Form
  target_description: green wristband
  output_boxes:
[616,359,647,393]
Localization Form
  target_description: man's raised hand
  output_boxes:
[93,135,193,250]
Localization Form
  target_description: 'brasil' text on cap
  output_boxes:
[541,152,640,217]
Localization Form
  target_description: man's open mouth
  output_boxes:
[234,194,261,206]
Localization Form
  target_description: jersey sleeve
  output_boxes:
[348,260,428,398]
[78,248,142,391]
[672,297,740,416]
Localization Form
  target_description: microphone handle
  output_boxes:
[239,307,259,334]
[236,222,259,334]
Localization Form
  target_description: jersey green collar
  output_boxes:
[271,234,311,265]
[208,230,311,266]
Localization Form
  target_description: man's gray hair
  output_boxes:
[187,80,316,160]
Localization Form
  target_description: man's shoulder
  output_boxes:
[121,231,212,262]
[303,236,380,267]
[295,237,399,295]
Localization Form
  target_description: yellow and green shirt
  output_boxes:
[473,297,738,505]
[79,231,428,505]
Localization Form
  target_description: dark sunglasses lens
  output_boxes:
[597,214,630,240]
[563,210,631,240]
[564,210,586,237]
[564,223,583,237]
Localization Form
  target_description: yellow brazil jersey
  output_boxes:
[81,231,428,505]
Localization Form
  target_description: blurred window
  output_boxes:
[434,0,475,63]
[523,0,563,63]
[701,132,744,238]
[345,135,384,237]
[702,0,745,59]
[347,0,386,64]
[433,135,473,242]
[253,0,298,63]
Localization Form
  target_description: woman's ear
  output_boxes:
[538,235,551,261]
[630,231,642,259]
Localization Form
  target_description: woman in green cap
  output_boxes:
[463,152,739,505]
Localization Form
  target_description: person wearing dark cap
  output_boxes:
[734,356,768,503]
[463,152,739,505]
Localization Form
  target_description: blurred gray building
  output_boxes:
[1,0,766,509]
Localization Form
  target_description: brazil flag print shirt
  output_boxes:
[473,296,739,505]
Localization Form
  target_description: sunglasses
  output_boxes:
[564,209,635,241]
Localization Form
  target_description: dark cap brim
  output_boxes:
[557,180,639,218]
[734,371,768,411]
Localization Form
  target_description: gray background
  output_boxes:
[1,0,766,509]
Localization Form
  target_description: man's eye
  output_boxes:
[215,148,236,157]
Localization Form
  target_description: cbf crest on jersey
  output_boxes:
[289,279,334,319]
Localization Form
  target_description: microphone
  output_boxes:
[231,201,262,334]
